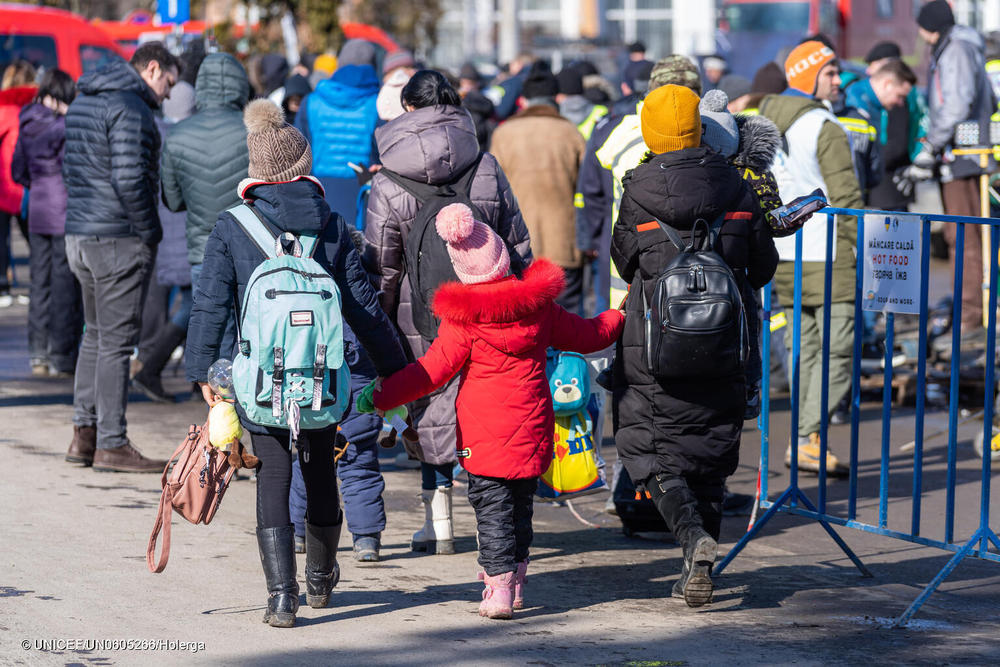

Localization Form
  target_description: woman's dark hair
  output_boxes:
[37,68,76,106]
[400,69,462,110]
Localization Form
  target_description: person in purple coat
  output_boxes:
[12,69,82,377]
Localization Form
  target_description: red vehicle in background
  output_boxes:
[0,4,124,79]
[94,10,249,58]
[94,13,399,62]
[719,0,920,79]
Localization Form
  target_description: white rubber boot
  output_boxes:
[411,486,454,554]
[411,489,434,552]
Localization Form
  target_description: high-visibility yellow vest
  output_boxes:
[595,102,646,307]
[837,115,877,148]
[577,104,608,141]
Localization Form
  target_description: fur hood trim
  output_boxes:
[732,113,781,171]
[432,258,565,324]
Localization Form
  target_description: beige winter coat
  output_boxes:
[491,105,586,269]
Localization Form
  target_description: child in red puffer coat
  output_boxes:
[360,203,623,619]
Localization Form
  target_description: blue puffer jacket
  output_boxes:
[63,58,162,244]
[296,65,379,179]
[185,176,408,435]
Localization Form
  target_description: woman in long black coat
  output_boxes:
[611,85,778,607]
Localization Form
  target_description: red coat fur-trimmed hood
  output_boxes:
[432,258,565,324]
[432,258,565,356]
[434,259,565,355]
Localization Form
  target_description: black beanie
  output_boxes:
[865,41,902,63]
[918,0,955,33]
[556,66,584,96]
[522,62,559,99]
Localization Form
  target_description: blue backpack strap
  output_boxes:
[299,234,319,259]
[227,204,278,260]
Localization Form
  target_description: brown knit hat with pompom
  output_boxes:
[244,99,312,182]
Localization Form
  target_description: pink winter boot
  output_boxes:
[513,560,529,609]
[478,571,515,619]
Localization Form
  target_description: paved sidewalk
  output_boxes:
[0,291,998,666]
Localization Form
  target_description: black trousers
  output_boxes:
[0,211,28,292]
[645,471,725,550]
[467,473,536,576]
[252,427,342,530]
[28,233,82,371]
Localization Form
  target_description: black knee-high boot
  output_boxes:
[646,473,718,608]
[257,525,300,627]
[305,519,343,608]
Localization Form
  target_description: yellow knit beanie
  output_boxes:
[640,84,702,154]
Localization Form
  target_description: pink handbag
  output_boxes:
[146,422,258,573]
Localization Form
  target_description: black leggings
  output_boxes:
[252,427,341,529]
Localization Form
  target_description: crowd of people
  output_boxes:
[0,0,993,628]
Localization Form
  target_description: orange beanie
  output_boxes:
[784,41,836,95]
[640,84,702,154]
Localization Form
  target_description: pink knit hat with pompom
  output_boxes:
[435,203,511,285]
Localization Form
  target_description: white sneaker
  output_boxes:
[0,294,13,308]
[16,294,29,305]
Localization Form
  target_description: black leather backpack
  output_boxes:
[643,216,747,380]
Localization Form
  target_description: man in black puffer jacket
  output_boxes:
[63,43,180,473]
[612,85,778,607]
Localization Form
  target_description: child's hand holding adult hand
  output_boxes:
[355,378,383,414]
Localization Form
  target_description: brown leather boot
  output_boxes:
[92,441,167,473]
[66,425,97,466]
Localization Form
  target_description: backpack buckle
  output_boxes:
[272,348,284,419]
[312,345,326,411]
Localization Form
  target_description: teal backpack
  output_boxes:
[545,350,592,416]
[227,204,350,446]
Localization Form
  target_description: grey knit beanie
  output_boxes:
[243,99,312,182]
[699,89,740,159]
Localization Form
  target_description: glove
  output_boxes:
[912,144,936,170]
[355,378,378,414]
[893,165,934,198]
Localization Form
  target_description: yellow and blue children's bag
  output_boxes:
[537,350,606,500]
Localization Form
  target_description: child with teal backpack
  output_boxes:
[186,100,408,628]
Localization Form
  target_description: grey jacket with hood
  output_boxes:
[364,104,532,464]
[161,53,251,265]
[926,24,995,180]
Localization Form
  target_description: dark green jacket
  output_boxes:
[161,53,250,265]
[760,93,863,305]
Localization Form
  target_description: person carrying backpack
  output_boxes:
[611,85,778,608]
[185,100,408,628]
[364,70,532,555]
[359,203,624,619]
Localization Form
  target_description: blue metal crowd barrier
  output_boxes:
[716,207,1000,627]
